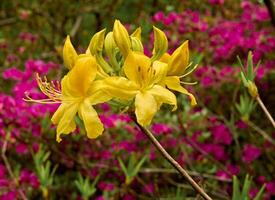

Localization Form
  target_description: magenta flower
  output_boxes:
[152,123,172,135]
[266,181,275,195]
[242,144,261,164]
[210,124,232,145]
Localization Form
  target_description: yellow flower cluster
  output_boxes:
[27,20,197,142]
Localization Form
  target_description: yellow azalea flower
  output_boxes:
[160,41,197,106]
[25,55,111,142]
[102,51,177,126]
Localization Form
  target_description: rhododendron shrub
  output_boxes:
[0,0,275,199]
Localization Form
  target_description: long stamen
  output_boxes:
[23,73,62,104]
[180,81,198,85]
[180,64,198,78]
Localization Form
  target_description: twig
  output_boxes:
[246,120,275,146]
[88,163,231,182]
[256,96,275,129]
[70,15,83,38]
[131,117,212,200]
[1,132,28,200]
[0,18,17,27]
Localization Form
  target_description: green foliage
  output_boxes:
[74,174,100,199]
[236,94,256,121]
[33,147,58,189]
[118,154,147,185]
[232,175,265,200]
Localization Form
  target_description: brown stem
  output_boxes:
[131,117,212,200]
[256,96,275,129]
[1,132,29,200]
[246,120,275,146]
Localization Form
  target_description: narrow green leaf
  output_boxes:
[232,176,241,200]
[247,51,254,81]
[253,184,265,200]
[241,175,251,200]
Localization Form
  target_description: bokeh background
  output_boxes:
[1,0,275,199]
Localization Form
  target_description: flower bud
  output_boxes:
[87,29,106,55]
[131,37,144,52]
[113,20,131,57]
[247,81,259,98]
[63,36,78,70]
[131,27,142,41]
[151,26,168,61]
[104,32,120,70]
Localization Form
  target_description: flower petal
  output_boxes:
[148,85,177,111]
[135,91,157,126]
[51,103,66,125]
[123,51,151,86]
[102,77,139,100]
[168,40,189,76]
[149,60,168,85]
[87,80,112,105]
[56,103,78,142]
[62,55,97,97]
[165,76,197,106]
[79,99,104,139]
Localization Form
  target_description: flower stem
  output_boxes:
[132,117,212,200]
[1,131,29,200]
[256,96,275,129]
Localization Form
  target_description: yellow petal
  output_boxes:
[168,40,189,76]
[159,53,171,64]
[135,91,157,126]
[63,36,78,70]
[56,103,78,142]
[148,60,168,86]
[148,85,177,111]
[87,80,112,105]
[123,51,151,86]
[113,20,131,57]
[51,103,66,125]
[62,55,97,96]
[79,99,104,139]
[101,77,139,100]
[165,76,197,106]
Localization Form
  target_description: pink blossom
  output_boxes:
[151,123,172,135]
[266,181,275,195]
[142,183,155,194]
[242,144,261,163]
[210,124,232,145]
[15,143,28,155]
[98,181,115,192]
[209,0,224,5]
[0,190,17,200]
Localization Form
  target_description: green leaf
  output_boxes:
[247,51,254,81]
[131,155,147,177]
[118,157,129,177]
[253,184,265,200]
[241,175,252,200]
[232,176,241,200]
